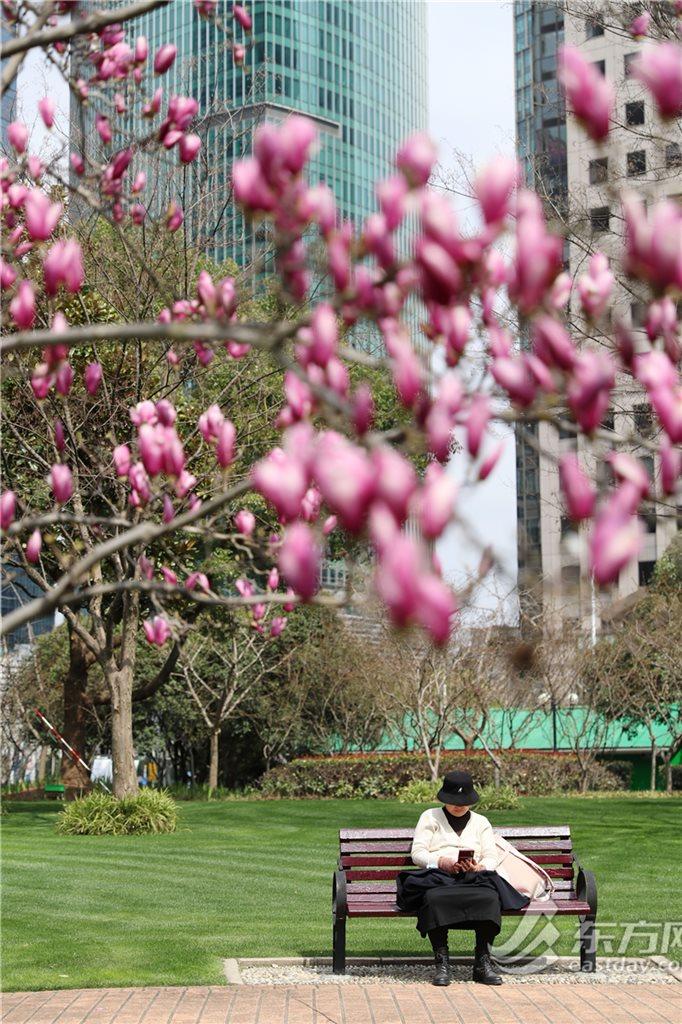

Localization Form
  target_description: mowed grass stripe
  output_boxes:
[2,796,681,991]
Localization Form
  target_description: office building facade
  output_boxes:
[513,1,680,628]
[122,0,428,270]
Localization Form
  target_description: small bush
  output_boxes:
[671,765,682,791]
[396,779,438,803]
[476,784,520,811]
[56,789,178,836]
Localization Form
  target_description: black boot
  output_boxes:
[472,945,503,985]
[432,946,451,986]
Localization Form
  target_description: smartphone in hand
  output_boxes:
[457,848,475,862]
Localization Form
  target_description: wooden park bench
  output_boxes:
[332,825,597,974]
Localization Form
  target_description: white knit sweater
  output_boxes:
[410,807,499,871]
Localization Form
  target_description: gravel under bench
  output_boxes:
[227,956,678,986]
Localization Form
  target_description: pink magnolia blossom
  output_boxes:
[0,259,17,290]
[50,463,73,503]
[38,97,55,128]
[28,156,43,179]
[474,158,518,226]
[558,45,614,141]
[235,578,254,598]
[198,403,225,441]
[162,495,175,522]
[622,192,682,292]
[233,158,276,211]
[465,395,490,458]
[166,201,184,231]
[415,573,456,646]
[25,529,42,563]
[415,463,457,539]
[130,400,158,427]
[138,554,154,580]
[559,454,596,521]
[7,121,28,153]
[323,515,337,535]
[70,152,85,175]
[156,399,177,426]
[95,114,112,144]
[9,280,36,329]
[24,189,62,240]
[608,452,650,498]
[645,297,678,346]
[589,506,643,586]
[577,252,614,319]
[532,315,577,371]
[179,133,201,163]
[55,362,74,396]
[55,420,65,452]
[649,385,682,443]
[216,419,237,468]
[186,571,210,592]
[478,440,504,481]
[660,438,681,495]
[161,566,178,585]
[633,43,682,118]
[313,431,375,533]
[270,617,287,638]
[0,491,16,530]
[233,3,252,30]
[129,462,151,504]
[85,362,103,395]
[278,522,320,601]
[372,445,418,525]
[509,192,563,313]
[267,567,279,590]
[351,383,375,435]
[376,175,408,231]
[135,35,148,62]
[629,11,651,38]
[396,132,437,187]
[233,509,254,540]
[143,616,172,646]
[491,356,537,407]
[567,350,615,434]
[44,239,84,295]
[309,302,338,366]
[252,448,308,521]
[154,43,177,74]
[233,42,245,65]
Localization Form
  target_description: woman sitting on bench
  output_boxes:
[396,769,530,987]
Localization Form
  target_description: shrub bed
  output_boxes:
[258,751,628,799]
[56,789,178,836]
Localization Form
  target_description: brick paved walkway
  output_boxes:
[2,983,679,1024]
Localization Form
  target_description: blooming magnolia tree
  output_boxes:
[1,0,681,796]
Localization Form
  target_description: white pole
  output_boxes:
[590,573,597,647]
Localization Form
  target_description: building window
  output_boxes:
[666,143,682,168]
[624,52,638,77]
[634,404,653,437]
[590,206,610,233]
[631,301,648,328]
[627,150,646,176]
[601,410,615,432]
[560,515,574,538]
[626,100,645,126]
[638,560,656,585]
[586,17,604,38]
[639,511,657,535]
[589,157,608,184]
[592,59,606,76]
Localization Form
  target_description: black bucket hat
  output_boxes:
[437,769,480,806]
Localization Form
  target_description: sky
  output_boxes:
[16,1,519,624]
[428,1,518,625]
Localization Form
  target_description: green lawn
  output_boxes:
[2,796,681,991]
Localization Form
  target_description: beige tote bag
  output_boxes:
[493,834,555,901]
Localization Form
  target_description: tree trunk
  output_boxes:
[208,727,220,791]
[61,628,92,790]
[665,758,673,794]
[107,663,138,799]
[36,745,48,784]
[650,742,657,792]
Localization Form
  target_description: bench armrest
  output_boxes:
[333,868,348,920]
[573,854,598,918]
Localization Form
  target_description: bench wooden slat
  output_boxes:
[340,839,574,854]
[340,826,572,840]
[345,866,574,881]
[347,899,591,918]
[346,877,575,893]
[347,888,580,905]
[340,853,574,868]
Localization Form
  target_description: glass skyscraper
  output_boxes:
[513,1,567,607]
[127,0,428,269]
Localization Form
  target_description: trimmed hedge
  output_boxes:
[258,751,630,799]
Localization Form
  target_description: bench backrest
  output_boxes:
[339,825,577,895]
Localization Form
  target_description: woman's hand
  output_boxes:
[437,856,463,875]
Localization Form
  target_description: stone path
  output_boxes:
[3,983,680,1024]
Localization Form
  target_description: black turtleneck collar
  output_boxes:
[442,807,471,834]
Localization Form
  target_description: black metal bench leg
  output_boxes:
[579,915,597,972]
[332,914,346,974]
